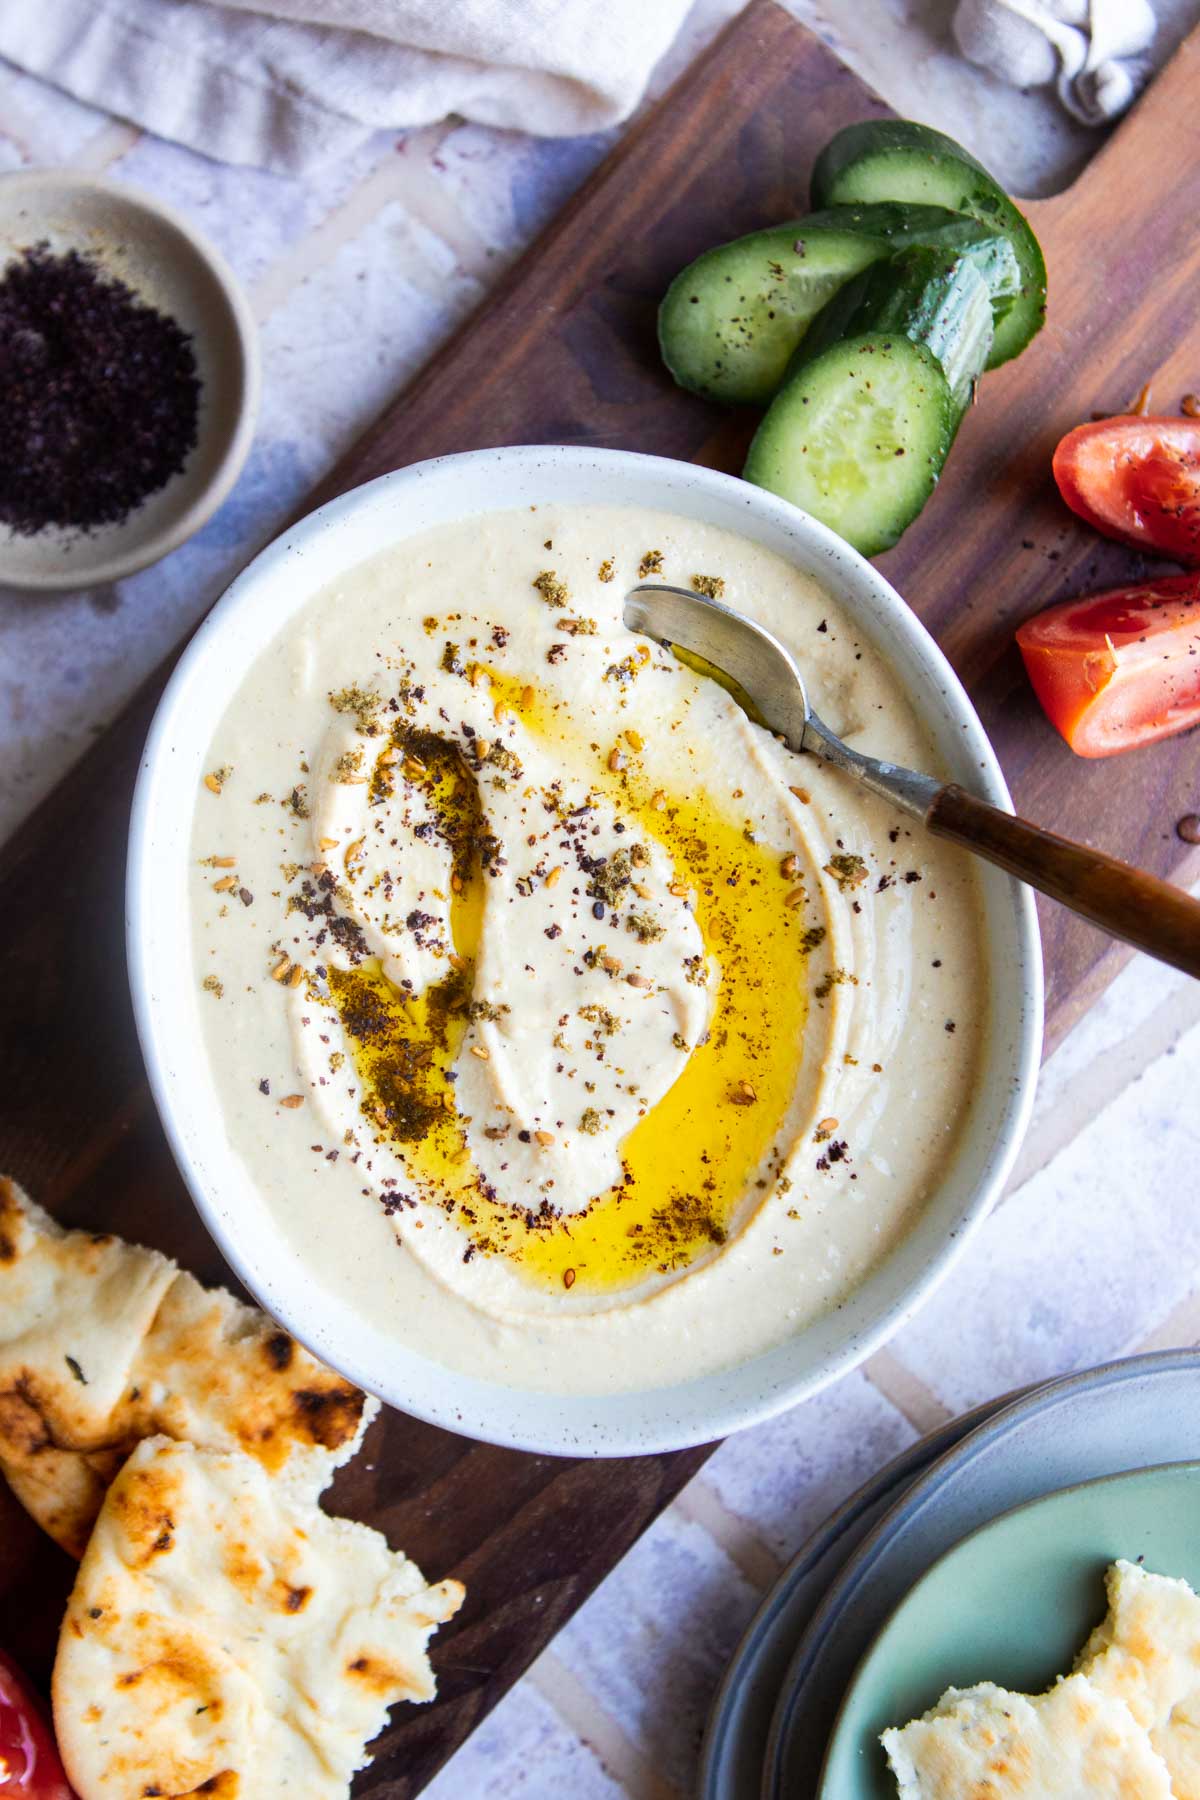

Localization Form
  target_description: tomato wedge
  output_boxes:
[1053,416,1200,563]
[0,1653,75,1798]
[1016,572,1200,757]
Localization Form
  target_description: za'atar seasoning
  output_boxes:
[0,243,200,536]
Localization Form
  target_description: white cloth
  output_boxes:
[0,0,694,173]
[953,0,1157,122]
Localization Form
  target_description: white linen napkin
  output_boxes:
[0,0,695,173]
[952,0,1158,123]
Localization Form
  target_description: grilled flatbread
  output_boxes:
[0,1177,376,1555]
[53,1437,463,1799]
[1078,1558,1200,1798]
[881,1674,1174,1798]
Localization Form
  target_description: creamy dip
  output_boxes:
[189,505,985,1394]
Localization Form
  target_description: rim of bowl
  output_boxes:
[127,446,1043,1457]
[0,169,260,591]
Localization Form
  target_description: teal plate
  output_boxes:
[819,1460,1200,1797]
[696,1396,1012,1800]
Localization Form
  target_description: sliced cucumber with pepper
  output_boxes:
[810,121,1046,368]
[658,202,1018,407]
[743,247,994,556]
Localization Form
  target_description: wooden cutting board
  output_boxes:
[2,4,1199,1791]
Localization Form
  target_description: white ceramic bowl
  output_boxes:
[0,171,259,590]
[128,447,1042,1456]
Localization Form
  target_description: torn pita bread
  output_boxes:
[1077,1558,1200,1797]
[53,1437,463,1800]
[881,1674,1174,1798]
[0,1177,377,1556]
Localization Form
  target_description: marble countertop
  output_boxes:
[2,4,1198,1796]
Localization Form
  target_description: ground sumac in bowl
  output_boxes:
[0,243,201,535]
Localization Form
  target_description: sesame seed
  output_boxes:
[627,973,652,989]
[318,837,338,850]
[545,865,562,888]
[624,728,644,751]
[279,1094,305,1109]
[789,786,811,804]
[521,685,535,709]
[287,964,306,988]
[211,854,237,868]
[271,957,292,982]
[563,1268,576,1289]
[212,874,238,892]
[668,882,689,898]
[534,1129,555,1147]
[781,853,800,878]
[470,1045,491,1060]
[784,886,806,908]
[607,747,625,772]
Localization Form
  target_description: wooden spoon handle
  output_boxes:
[927,784,1200,979]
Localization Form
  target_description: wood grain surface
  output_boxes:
[1,4,1198,1792]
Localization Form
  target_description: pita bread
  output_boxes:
[881,1675,1174,1798]
[0,1177,377,1556]
[53,1437,463,1799]
[1077,1558,1200,1797]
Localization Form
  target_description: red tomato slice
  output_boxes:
[0,1653,75,1799]
[1016,572,1200,757]
[1053,417,1200,563]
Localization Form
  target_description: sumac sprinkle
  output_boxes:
[0,243,201,535]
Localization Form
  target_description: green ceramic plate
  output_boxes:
[818,1460,1200,1798]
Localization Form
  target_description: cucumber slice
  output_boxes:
[658,202,1013,407]
[745,337,956,556]
[799,246,995,410]
[810,120,1046,368]
[743,249,993,556]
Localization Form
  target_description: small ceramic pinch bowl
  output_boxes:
[0,170,259,591]
[128,446,1043,1456]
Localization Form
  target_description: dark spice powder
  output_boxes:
[0,243,201,535]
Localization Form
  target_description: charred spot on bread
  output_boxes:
[290,1383,365,1448]
[0,1374,54,1455]
[113,1462,182,1561]
[263,1332,294,1372]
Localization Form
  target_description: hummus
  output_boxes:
[189,504,985,1394]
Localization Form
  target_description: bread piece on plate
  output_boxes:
[1077,1557,1200,1796]
[881,1674,1174,1798]
[53,1437,464,1799]
[0,1176,377,1556]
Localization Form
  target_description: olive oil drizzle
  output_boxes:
[327,673,815,1296]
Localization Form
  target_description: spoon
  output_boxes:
[625,583,1200,979]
